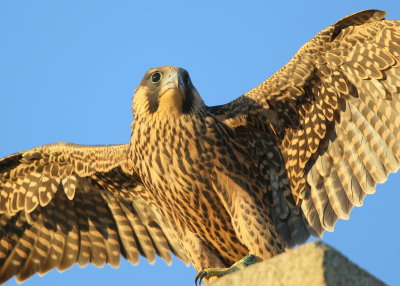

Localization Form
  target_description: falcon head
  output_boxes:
[132,66,204,119]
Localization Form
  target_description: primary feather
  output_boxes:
[1,9,399,284]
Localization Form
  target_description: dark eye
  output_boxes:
[151,72,161,83]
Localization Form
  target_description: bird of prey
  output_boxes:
[1,9,399,285]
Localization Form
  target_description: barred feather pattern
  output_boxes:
[0,143,188,284]
[2,8,400,285]
[209,10,400,237]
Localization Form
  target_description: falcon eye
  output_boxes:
[151,72,161,83]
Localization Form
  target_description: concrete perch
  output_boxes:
[208,242,386,286]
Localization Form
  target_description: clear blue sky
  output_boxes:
[1,1,399,285]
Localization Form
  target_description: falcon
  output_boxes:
[1,9,399,285]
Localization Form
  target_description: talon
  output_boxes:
[194,254,258,285]
[194,270,206,286]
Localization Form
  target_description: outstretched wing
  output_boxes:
[0,143,188,284]
[208,10,400,240]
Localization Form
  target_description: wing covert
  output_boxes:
[0,143,188,284]
[208,10,400,238]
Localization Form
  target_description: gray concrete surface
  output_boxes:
[208,241,386,286]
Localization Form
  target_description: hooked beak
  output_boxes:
[159,70,186,97]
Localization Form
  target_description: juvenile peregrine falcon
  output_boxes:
[1,9,400,285]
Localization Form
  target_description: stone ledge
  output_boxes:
[208,241,386,286]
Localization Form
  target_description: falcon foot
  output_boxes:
[194,254,257,285]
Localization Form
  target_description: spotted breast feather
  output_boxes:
[1,9,400,285]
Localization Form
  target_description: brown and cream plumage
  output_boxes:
[1,9,400,284]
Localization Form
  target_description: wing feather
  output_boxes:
[208,10,400,238]
[0,143,188,284]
